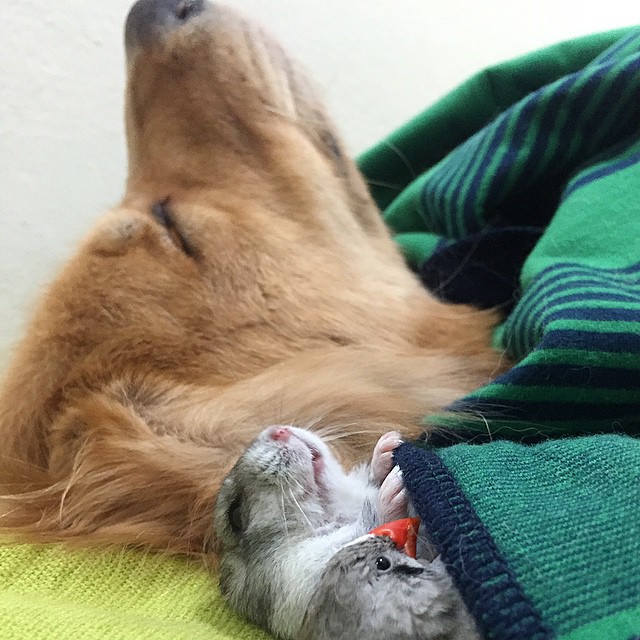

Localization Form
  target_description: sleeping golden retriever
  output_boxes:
[0,0,501,555]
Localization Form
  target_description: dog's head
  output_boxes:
[0,1,496,552]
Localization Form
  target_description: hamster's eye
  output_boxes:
[375,556,391,571]
[228,498,244,535]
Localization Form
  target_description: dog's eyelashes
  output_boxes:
[320,130,342,161]
[150,200,196,258]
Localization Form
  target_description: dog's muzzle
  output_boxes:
[125,0,208,52]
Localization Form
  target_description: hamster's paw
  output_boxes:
[370,431,402,485]
[377,465,409,522]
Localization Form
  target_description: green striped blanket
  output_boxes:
[360,26,640,440]
[358,26,640,640]
[394,436,640,640]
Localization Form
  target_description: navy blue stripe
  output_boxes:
[543,291,640,306]
[453,115,515,235]
[433,140,483,234]
[508,266,640,357]
[516,265,640,313]
[580,55,640,154]
[532,276,640,298]
[543,60,620,170]
[542,261,640,276]
[431,145,476,237]
[561,134,640,200]
[564,148,640,199]
[394,443,553,640]
[452,396,640,422]
[518,290,640,357]
[532,290,640,321]
[539,274,640,292]
[487,74,576,205]
[542,329,640,354]
[480,63,611,222]
[423,133,486,236]
[504,363,640,390]
[510,301,640,359]
[427,45,640,236]
[423,145,461,235]
[464,95,545,233]
[592,29,640,65]
[447,116,511,237]
[546,307,640,322]
[464,95,540,231]
[515,278,640,345]
[514,265,640,322]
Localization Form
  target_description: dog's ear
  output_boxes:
[0,345,497,553]
[0,390,232,553]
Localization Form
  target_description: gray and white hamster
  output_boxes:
[213,426,474,640]
[214,426,408,638]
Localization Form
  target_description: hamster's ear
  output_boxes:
[218,552,248,602]
[214,469,251,547]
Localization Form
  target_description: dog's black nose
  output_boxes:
[125,0,207,52]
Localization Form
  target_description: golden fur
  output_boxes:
[0,6,502,555]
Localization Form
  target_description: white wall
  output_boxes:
[1,1,638,371]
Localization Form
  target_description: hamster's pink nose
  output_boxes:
[269,426,291,442]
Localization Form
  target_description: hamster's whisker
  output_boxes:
[312,423,339,436]
[317,432,348,443]
[313,419,371,439]
[300,415,326,433]
[280,469,305,494]
[286,485,313,530]
[310,423,347,440]
[322,427,378,441]
[278,481,290,540]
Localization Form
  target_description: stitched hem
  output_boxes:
[394,442,554,640]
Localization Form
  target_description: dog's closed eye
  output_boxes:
[151,199,196,258]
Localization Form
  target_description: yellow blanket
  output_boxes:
[0,543,271,639]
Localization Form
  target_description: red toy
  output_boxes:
[369,517,420,558]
